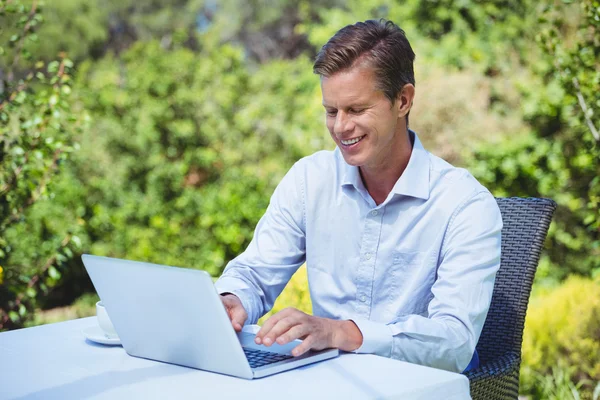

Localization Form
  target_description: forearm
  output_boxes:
[347,314,478,372]
[389,316,476,372]
[215,161,308,324]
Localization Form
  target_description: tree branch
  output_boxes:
[572,77,600,142]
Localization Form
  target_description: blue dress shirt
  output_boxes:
[215,131,502,373]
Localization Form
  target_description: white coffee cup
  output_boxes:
[96,301,118,338]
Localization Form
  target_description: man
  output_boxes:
[215,19,502,373]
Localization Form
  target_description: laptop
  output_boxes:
[81,254,339,379]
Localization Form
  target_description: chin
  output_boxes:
[339,151,364,167]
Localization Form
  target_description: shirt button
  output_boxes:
[365,252,372,260]
[370,210,378,217]
[360,295,367,302]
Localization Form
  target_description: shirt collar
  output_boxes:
[340,130,430,200]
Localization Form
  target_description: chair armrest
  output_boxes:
[464,351,521,400]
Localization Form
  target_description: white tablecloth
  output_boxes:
[0,317,470,399]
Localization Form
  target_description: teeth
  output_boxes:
[341,136,365,145]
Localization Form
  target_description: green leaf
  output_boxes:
[14,91,27,104]
[8,311,19,322]
[48,266,60,280]
[63,247,73,258]
[71,236,82,248]
[47,61,59,73]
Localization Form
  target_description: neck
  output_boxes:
[360,129,413,205]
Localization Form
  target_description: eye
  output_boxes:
[349,108,365,114]
[325,109,337,117]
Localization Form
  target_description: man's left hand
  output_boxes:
[254,308,363,356]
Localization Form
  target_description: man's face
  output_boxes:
[321,65,407,172]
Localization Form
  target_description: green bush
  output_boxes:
[67,40,327,277]
[468,0,600,281]
[521,276,600,398]
[0,0,85,330]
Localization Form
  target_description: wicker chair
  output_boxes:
[464,197,556,400]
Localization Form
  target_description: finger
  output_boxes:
[276,324,310,346]
[255,315,283,344]
[230,307,247,332]
[262,316,302,346]
[291,336,314,357]
[226,309,241,332]
[231,320,242,332]
[255,308,297,343]
[221,297,246,332]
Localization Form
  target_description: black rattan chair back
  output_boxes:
[465,197,556,400]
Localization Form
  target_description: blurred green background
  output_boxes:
[1,0,598,398]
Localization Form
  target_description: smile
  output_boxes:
[340,135,365,146]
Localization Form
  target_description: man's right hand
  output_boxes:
[220,293,248,332]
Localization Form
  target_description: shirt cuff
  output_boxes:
[214,275,262,325]
[350,318,394,357]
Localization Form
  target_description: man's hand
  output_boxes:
[220,293,248,332]
[254,307,363,356]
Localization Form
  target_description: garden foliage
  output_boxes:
[0,0,599,396]
[470,0,600,282]
[522,276,600,399]
[0,0,86,329]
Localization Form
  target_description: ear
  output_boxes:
[395,84,415,118]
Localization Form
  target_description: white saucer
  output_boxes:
[82,325,121,346]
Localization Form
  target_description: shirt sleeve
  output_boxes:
[350,191,502,373]
[214,162,307,324]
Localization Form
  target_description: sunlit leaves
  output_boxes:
[0,0,85,330]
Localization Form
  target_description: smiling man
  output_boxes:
[215,19,502,373]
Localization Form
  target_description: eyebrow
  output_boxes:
[322,103,369,109]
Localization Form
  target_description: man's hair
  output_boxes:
[313,19,415,107]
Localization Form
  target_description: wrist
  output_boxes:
[332,319,363,351]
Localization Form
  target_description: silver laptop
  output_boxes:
[82,254,339,379]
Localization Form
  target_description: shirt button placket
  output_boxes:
[357,207,383,316]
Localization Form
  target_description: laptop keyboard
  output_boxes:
[243,348,293,368]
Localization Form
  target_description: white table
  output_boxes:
[0,317,470,399]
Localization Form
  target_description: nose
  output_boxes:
[333,111,354,136]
